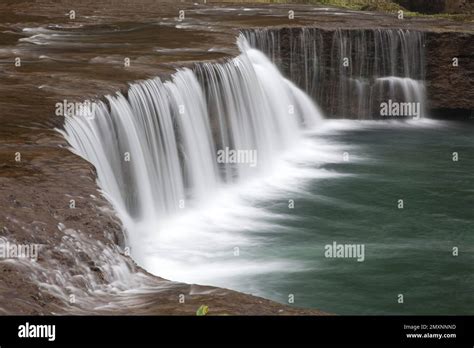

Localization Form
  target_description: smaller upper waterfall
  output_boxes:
[243,28,427,119]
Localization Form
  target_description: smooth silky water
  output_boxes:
[60,33,473,315]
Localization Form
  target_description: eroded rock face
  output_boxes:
[425,31,474,117]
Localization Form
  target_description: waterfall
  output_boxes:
[243,28,427,119]
[59,35,323,272]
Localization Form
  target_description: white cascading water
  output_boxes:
[244,28,427,119]
[60,35,324,285]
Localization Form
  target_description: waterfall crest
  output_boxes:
[243,28,426,119]
[60,35,323,246]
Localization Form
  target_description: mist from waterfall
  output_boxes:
[243,28,427,119]
[60,35,325,283]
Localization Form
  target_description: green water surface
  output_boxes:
[236,120,473,315]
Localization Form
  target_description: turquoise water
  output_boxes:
[228,120,473,315]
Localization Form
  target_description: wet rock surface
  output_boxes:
[0,0,472,314]
[425,31,474,115]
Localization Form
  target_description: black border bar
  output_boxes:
[0,316,473,346]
